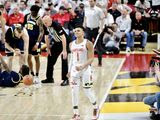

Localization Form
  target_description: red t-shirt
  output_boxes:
[8,13,24,26]
[51,12,72,26]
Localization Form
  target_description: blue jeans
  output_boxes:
[126,32,131,48]
[143,92,160,110]
[129,31,147,48]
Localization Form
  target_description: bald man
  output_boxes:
[42,15,69,86]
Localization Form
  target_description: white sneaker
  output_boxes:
[126,47,131,53]
[33,76,42,89]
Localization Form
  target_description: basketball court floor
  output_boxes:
[0,49,159,120]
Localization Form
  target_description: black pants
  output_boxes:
[46,43,68,81]
[85,27,99,42]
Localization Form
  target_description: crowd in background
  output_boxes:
[0,0,159,53]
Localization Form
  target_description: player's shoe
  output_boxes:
[92,107,100,120]
[71,114,80,120]
[33,76,42,89]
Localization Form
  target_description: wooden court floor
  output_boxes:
[100,53,160,120]
[0,56,124,120]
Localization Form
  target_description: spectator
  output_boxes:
[96,0,108,10]
[115,8,131,52]
[103,9,114,27]
[143,92,160,120]
[0,4,8,25]
[135,0,150,15]
[52,6,71,27]
[152,0,160,7]
[34,0,45,17]
[129,11,148,51]
[8,6,24,26]
[117,0,132,15]
[19,0,30,15]
[48,2,57,16]
[4,1,11,14]
[71,3,85,28]
[42,7,50,17]
[108,2,121,21]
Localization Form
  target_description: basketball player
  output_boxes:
[25,5,44,80]
[67,26,99,120]
[0,10,6,51]
[0,53,29,87]
[5,24,29,70]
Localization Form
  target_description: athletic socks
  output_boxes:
[36,73,39,76]
[31,71,34,76]
[73,106,79,114]
[92,101,98,109]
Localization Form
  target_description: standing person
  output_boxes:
[115,8,131,52]
[83,0,105,66]
[67,26,99,120]
[24,5,44,80]
[42,15,69,86]
[5,24,29,70]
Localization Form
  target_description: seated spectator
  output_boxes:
[34,0,45,17]
[8,5,24,26]
[71,3,85,28]
[117,0,132,15]
[43,8,51,17]
[51,6,72,33]
[19,0,30,16]
[147,6,160,19]
[134,0,150,16]
[143,92,160,120]
[48,2,57,16]
[108,2,121,21]
[152,0,160,8]
[0,4,8,23]
[96,0,108,10]
[103,9,114,27]
[115,8,131,52]
[129,11,148,51]
[4,1,11,14]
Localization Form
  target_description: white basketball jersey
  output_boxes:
[71,39,88,66]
